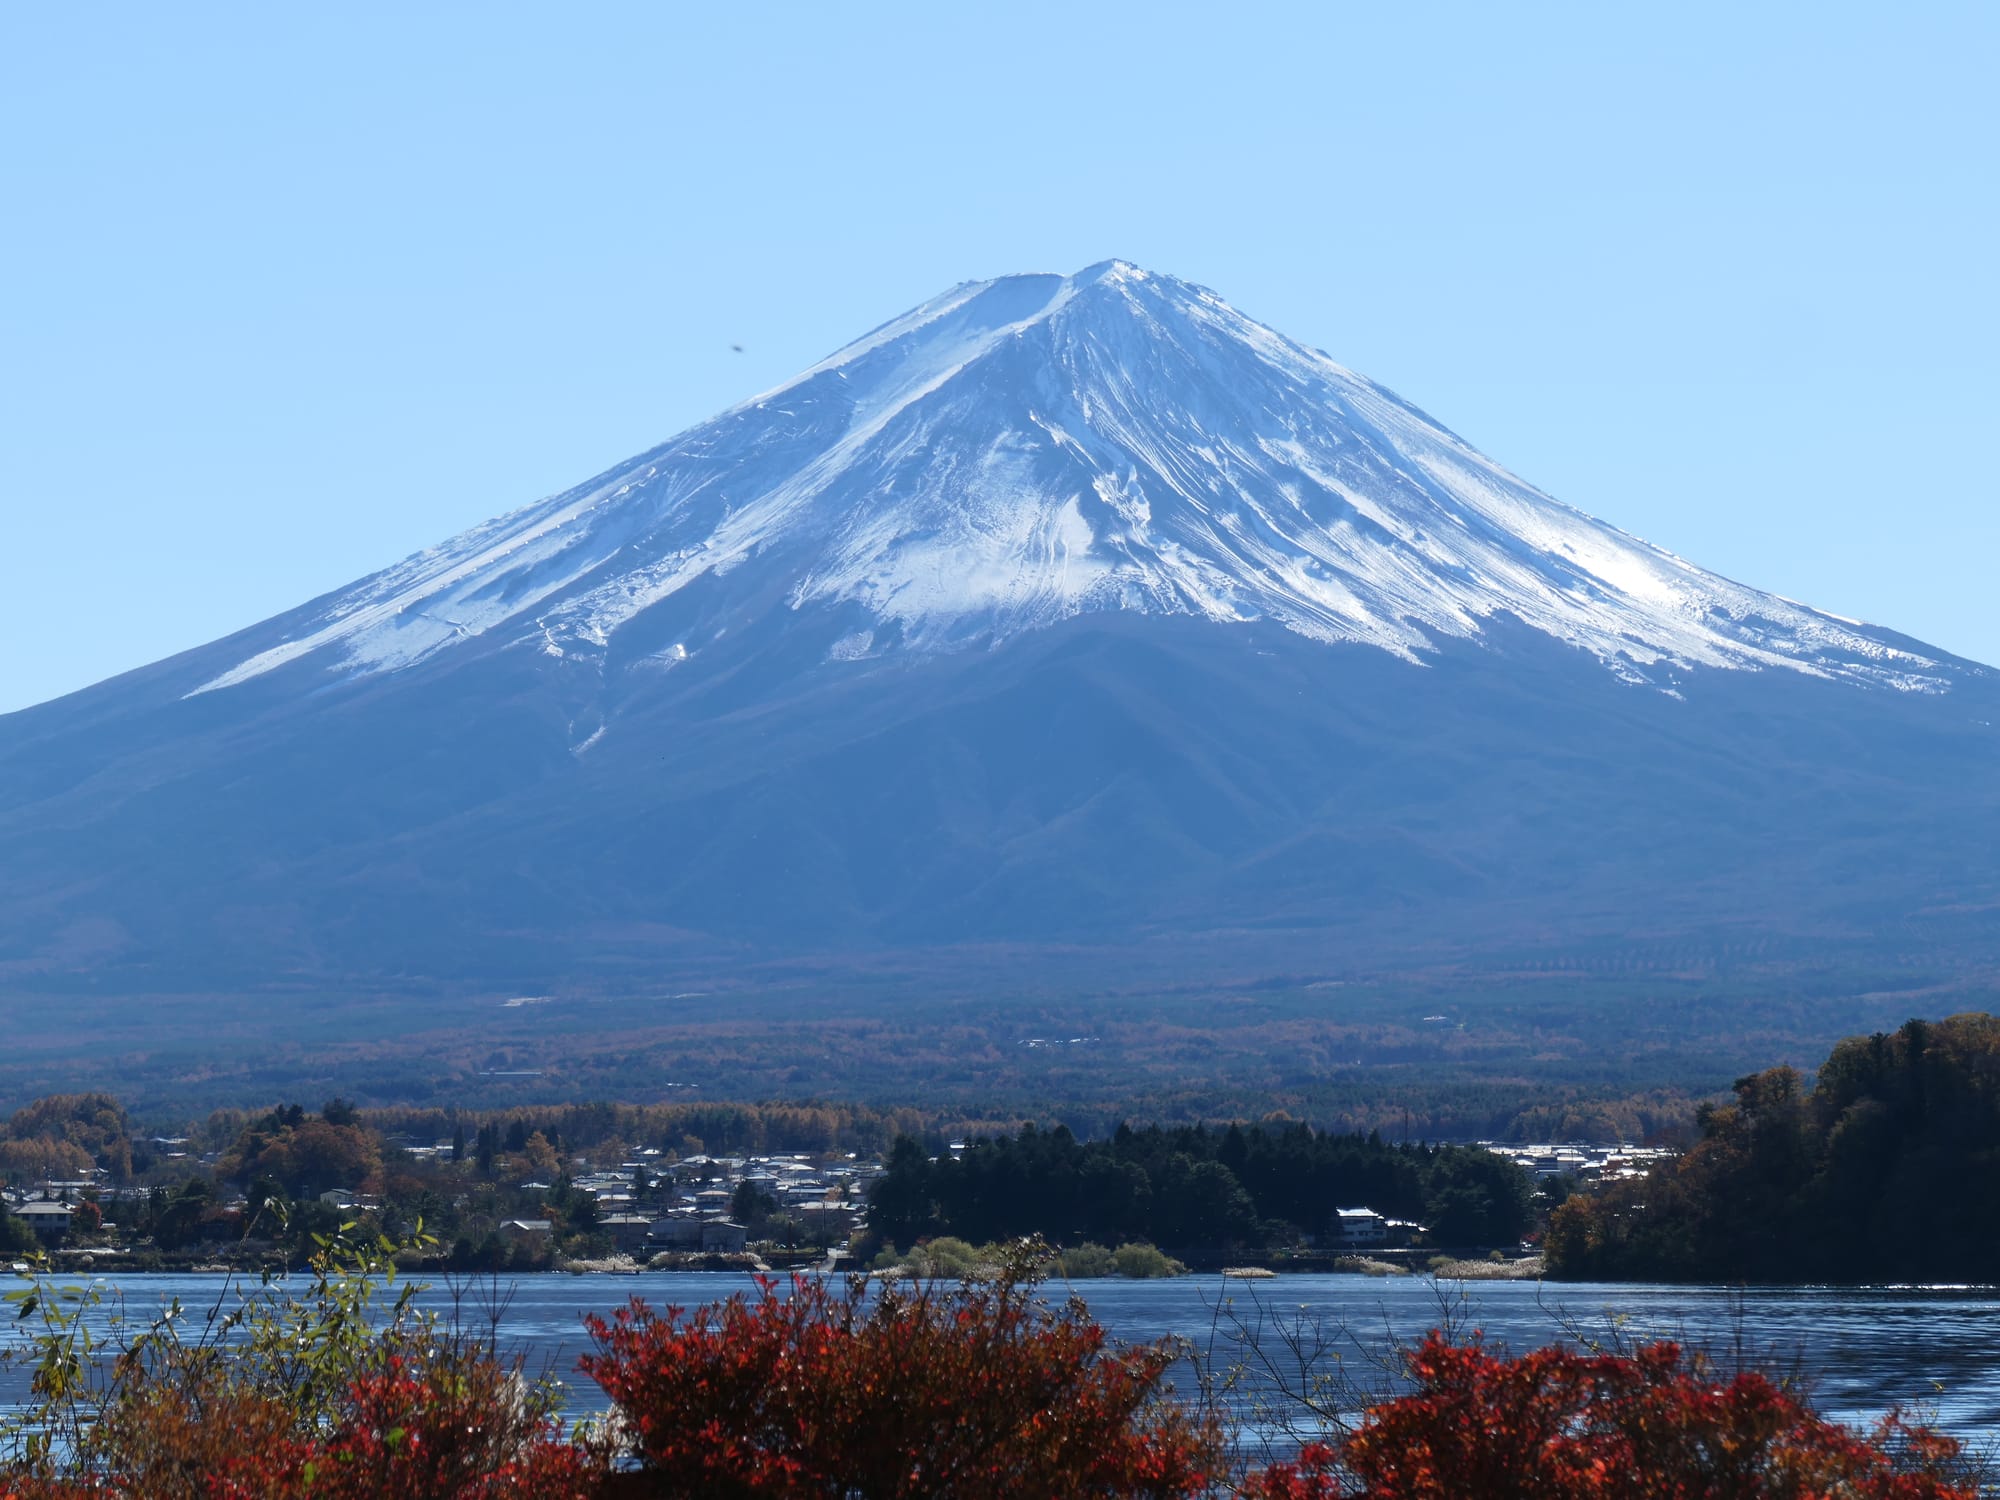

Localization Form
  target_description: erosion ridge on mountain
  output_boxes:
[2,261,1996,1001]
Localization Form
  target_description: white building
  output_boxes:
[1334,1207,1387,1246]
[16,1202,72,1244]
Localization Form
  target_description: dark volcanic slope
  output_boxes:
[3,263,1996,992]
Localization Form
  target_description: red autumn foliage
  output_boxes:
[0,1345,599,1500]
[1241,1331,1976,1500]
[273,1350,600,1500]
[576,1271,1224,1499]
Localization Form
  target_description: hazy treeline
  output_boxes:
[9,973,1801,1141]
[353,1099,1018,1161]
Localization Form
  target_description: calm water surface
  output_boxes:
[6,1273,1996,1446]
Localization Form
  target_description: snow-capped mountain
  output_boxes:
[192,260,1944,704]
[1,262,1995,998]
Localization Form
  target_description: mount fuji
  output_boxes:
[4,261,1998,997]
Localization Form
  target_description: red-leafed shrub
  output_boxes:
[1240,1441,1346,1500]
[1242,1331,1975,1500]
[18,1344,600,1500]
[0,1217,606,1499]
[84,1374,307,1500]
[274,1348,600,1500]
[578,1268,1224,1499]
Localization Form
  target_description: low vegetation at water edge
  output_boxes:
[870,1235,1188,1280]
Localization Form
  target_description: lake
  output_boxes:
[6,1271,1997,1452]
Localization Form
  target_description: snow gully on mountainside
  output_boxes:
[191,260,1947,700]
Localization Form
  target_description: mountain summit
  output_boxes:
[194,261,1946,703]
[2,264,1995,994]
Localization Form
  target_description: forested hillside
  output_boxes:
[1548,1013,2000,1281]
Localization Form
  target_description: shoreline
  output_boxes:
[27,1249,1545,1282]
[17,1256,2000,1297]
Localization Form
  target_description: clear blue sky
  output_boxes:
[3,3,1995,714]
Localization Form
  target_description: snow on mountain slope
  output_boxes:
[191,260,1948,700]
